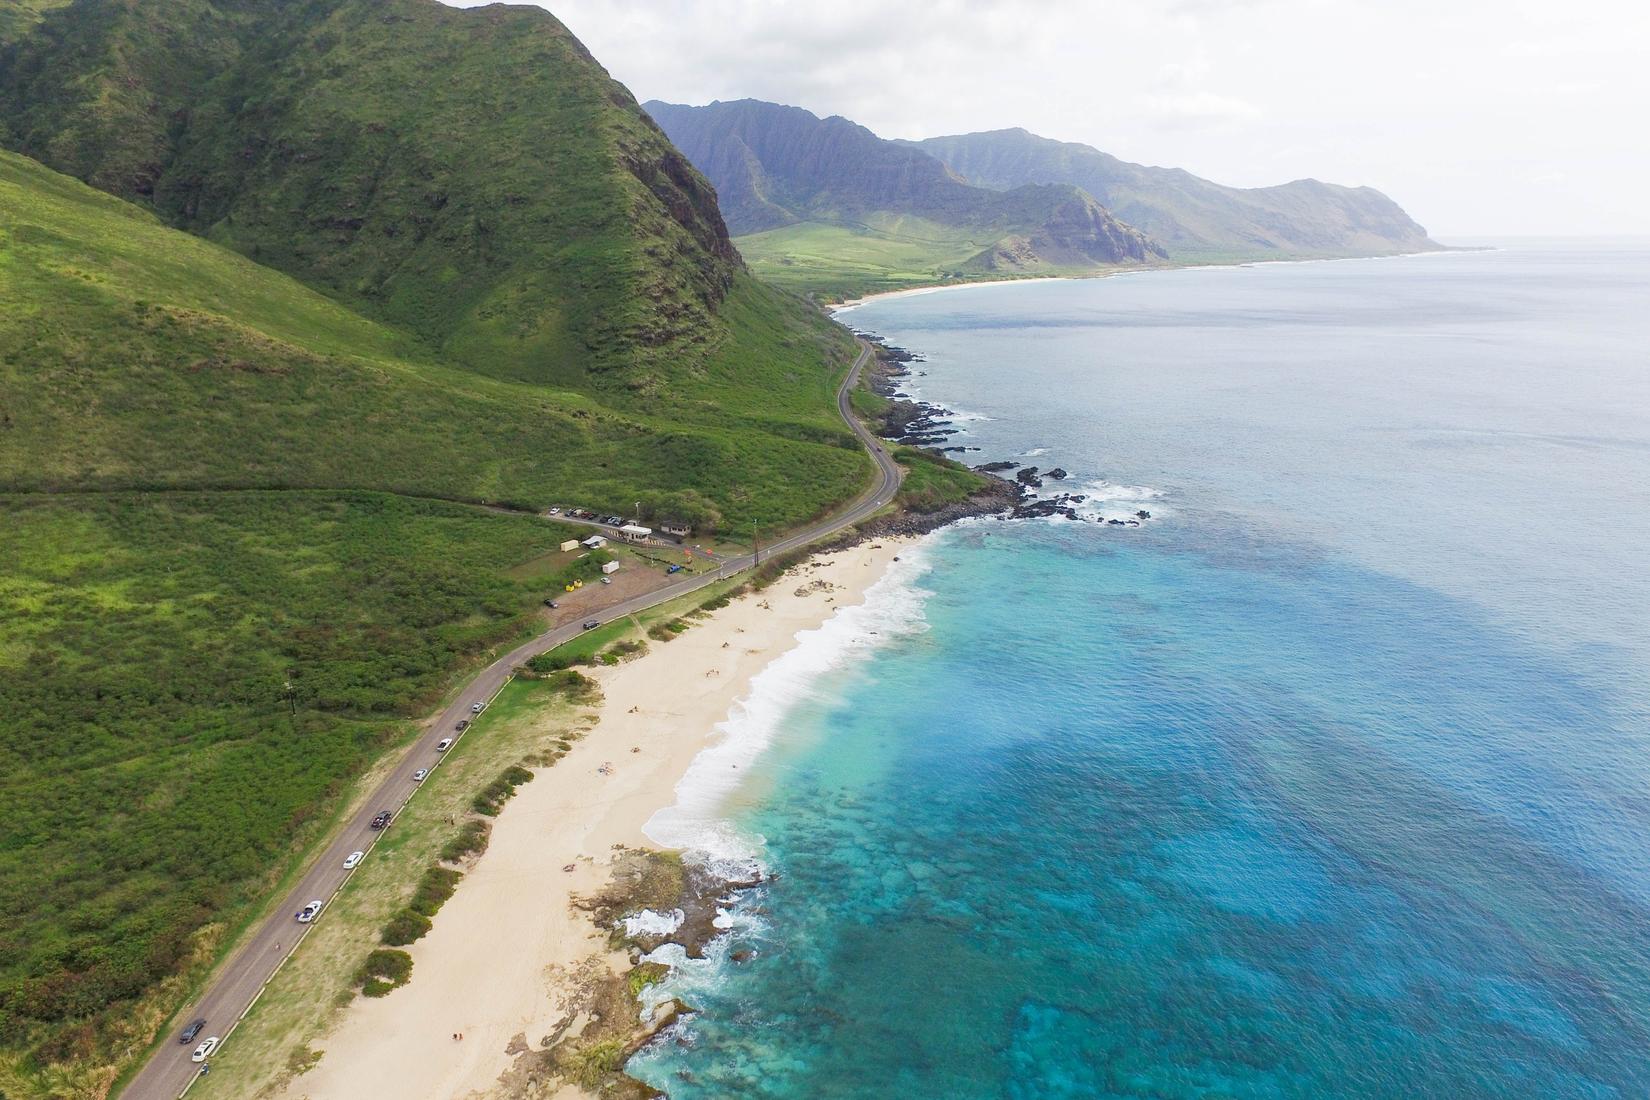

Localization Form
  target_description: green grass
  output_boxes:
[0,491,582,1092]
[736,220,995,300]
[892,446,989,512]
[0,150,870,533]
[180,674,597,1100]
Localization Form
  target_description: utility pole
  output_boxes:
[752,520,760,566]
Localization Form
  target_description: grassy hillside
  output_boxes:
[0,149,867,530]
[1,0,745,392]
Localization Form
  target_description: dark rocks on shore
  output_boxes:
[1015,466,1044,488]
[1045,467,1068,480]
[1137,510,1151,519]
[856,475,1021,539]
[1011,493,1084,521]
[975,460,1019,473]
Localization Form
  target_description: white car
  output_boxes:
[343,850,364,869]
[548,507,561,515]
[413,768,429,782]
[296,899,323,923]
[191,1036,219,1062]
[435,738,453,752]
[471,702,484,713]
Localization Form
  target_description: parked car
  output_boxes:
[471,701,484,713]
[548,507,561,515]
[413,768,429,782]
[667,564,683,574]
[179,1018,207,1044]
[601,576,613,585]
[543,598,559,608]
[296,899,323,923]
[455,719,469,732]
[582,619,600,630]
[435,738,453,752]
[191,1036,219,1063]
[370,811,393,830]
[343,850,364,869]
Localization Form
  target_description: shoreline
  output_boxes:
[826,245,1463,313]
[270,537,917,1100]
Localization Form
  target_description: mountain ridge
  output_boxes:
[645,97,1166,282]
[910,126,1438,259]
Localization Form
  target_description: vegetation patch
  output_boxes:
[647,618,691,641]
[598,638,648,665]
[473,765,535,817]
[354,949,413,998]
[893,446,989,512]
[439,820,492,864]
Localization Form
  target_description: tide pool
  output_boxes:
[633,244,1650,1097]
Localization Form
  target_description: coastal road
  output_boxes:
[122,340,897,1100]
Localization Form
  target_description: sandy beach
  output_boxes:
[274,538,910,1100]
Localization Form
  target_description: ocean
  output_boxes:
[632,242,1650,1098]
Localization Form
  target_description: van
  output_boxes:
[435,738,453,752]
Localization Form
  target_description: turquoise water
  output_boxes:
[633,244,1650,1097]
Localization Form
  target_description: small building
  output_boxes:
[600,560,620,575]
[559,539,580,553]
[618,524,652,543]
[657,519,691,538]
[581,535,608,549]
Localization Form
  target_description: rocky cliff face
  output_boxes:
[646,98,1164,268]
[0,0,742,386]
[912,128,1438,259]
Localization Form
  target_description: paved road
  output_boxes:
[122,341,897,1099]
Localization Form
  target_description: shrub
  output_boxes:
[381,909,432,946]
[473,764,535,816]
[440,820,491,862]
[409,867,463,917]
[355,948,413,996]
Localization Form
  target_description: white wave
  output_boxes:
[642,545,937,863]
[1019,447,1050,457]
[1072,478,1169,523]
[620,907,685,938]
[939,406,994,425]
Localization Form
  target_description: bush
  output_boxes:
[409,867,463,917]
[541,668,599,703]
[381,909,432,946]
[440,820,491,863]
[355,948,413,996]
[473,765,535,816]
[647,619,689,642]
[525,651,575,674]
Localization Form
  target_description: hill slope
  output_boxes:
[0,0,756,392]
[911,128,1438,260]
[645,99,1164,296]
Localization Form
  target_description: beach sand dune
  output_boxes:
[277,539,909,1100]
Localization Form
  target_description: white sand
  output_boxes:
[277,539,911,1100]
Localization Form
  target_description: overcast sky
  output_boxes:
[449,0,1649,237]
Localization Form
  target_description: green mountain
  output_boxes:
[911,128,1439,260]
[645,99,1165,297]
[0,2,874,1091]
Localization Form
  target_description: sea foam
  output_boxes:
[642,543,937,865]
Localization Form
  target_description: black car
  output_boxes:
[370,810,392,830]
[543,598,559,608]
[179,1018,206,1044]
[455,719,469,732]
[582,619,600,630]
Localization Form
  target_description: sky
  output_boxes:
[447,0,1650,237]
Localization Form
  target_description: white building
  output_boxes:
[581,535,608,549]
[601,560,621,575]
[618,524,652,543]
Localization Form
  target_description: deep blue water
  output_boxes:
[633,244,1650,1097]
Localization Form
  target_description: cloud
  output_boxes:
[444,0,1650,234]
